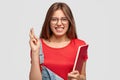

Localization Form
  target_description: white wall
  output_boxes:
[0,0,120,80]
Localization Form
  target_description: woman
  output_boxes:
[29,2,88,80]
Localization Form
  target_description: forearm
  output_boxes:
[29,54,42,80]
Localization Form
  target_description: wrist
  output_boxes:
[31,49,40,55]
[31,54,40,64]
[31,50,40,60]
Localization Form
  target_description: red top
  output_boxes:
[41,38,88,80]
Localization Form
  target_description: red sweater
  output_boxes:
[41,39,88,80]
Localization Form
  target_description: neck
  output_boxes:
[50,35,69,43]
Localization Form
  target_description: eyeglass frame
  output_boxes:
[50,17,69,25]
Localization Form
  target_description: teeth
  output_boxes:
[55,27,64,31]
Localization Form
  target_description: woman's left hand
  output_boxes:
[68,70,80,80]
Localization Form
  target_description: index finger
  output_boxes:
[30,28,35,36]
[29,28,38,42]
[29,28,34,39]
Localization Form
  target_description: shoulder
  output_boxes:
[71,38,87,46]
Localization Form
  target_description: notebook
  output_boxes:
[73,44,88,73]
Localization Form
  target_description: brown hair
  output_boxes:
[40,2,77,40]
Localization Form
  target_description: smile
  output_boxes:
[55,27,64,32]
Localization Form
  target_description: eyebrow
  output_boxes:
[51,17,67,18]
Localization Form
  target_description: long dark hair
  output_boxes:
[40,2,77,40]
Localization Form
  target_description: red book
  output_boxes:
[73,44,88,73]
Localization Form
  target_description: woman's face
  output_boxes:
[50,9,69,37]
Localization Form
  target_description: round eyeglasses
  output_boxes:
[50,17,68,25]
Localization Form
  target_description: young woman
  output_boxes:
[29,2,88,80]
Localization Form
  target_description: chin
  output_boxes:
[54,33,66,37]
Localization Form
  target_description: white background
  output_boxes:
[0,0,120,80]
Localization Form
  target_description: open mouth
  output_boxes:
[55,27,64,32]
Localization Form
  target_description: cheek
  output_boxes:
[65,24,69,30]
[49,25,55,32]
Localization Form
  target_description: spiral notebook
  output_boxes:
[73,44,88,73]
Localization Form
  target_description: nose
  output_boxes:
[57,19,62,25]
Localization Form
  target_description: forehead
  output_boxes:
[52,9,66,17]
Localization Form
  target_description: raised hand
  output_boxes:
[29,28,40,55]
